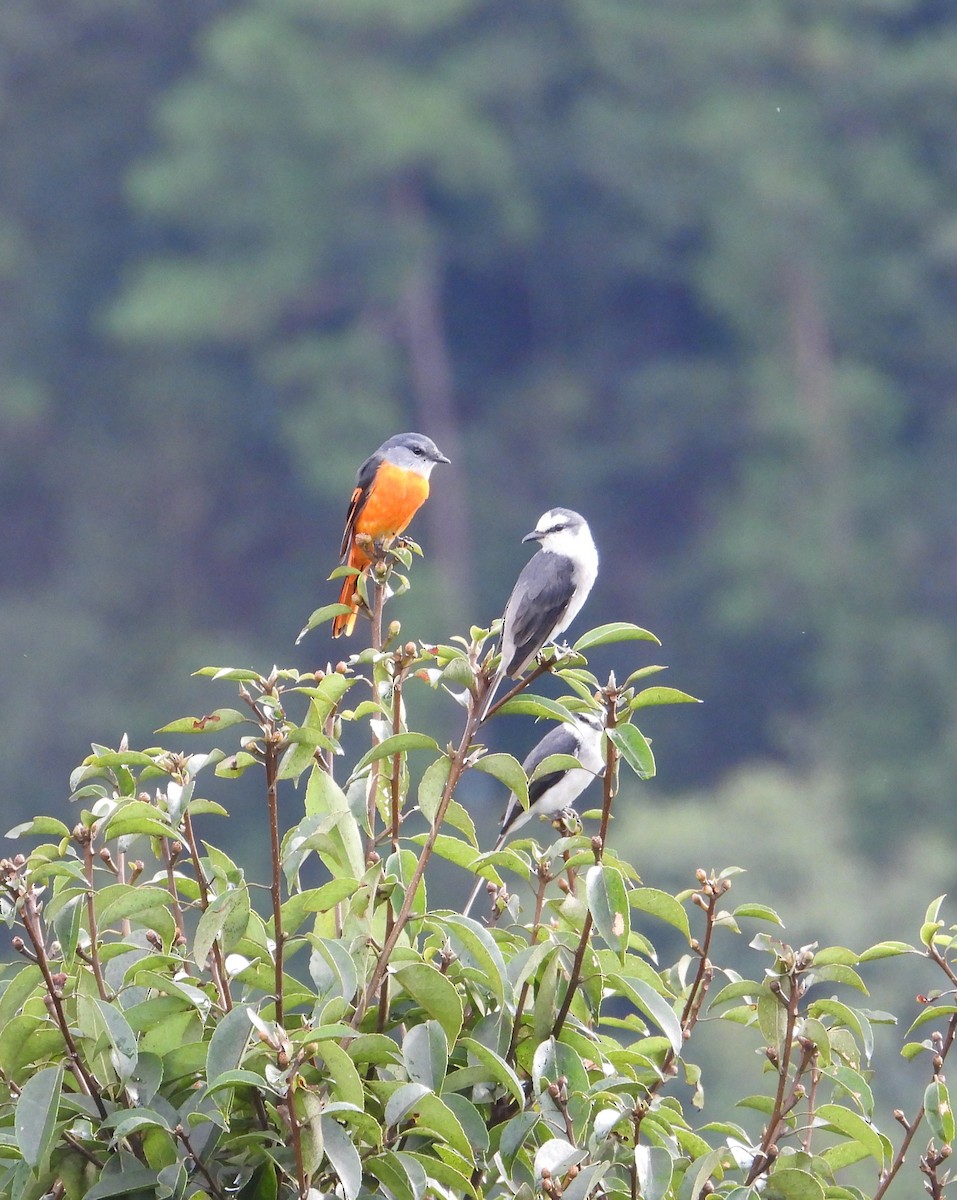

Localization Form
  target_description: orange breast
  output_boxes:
[355,462,430,543]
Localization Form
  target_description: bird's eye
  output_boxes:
[412,446,424,456]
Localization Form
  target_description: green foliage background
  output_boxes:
[2,0,957,1037]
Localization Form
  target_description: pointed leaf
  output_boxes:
[472,753,529,809]
[586,864,630,956]
[156,708,247,735]
[351,732,439,776]
[394,963,463,1043]
[607,723,656,779]
[630,687,701,709]
[14,1064,62,1168]
[574,623,660,650]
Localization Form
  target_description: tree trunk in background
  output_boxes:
[395,187,472,630]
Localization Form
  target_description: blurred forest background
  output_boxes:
[3,0,957,972]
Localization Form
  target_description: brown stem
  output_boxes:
[481,659,556,722]
[82,840,109,1001]
[161,838,187,939]
[19,891,107,1118]
[176,1124,228,1200]
[552,912,594,1041]
[285,1084,309,1200]
[746,974,803,1186]
[181,810,232,1014]
[873,958,957,1200]
[597,682,620,854]
[365,570,390,857]
[506,865,552,1065]
[265,735,285,1028]
[352,703,482,1028]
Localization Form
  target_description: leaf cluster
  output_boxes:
[0,597,954,1199]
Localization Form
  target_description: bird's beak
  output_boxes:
[434,451,451,465]
[522,529,545,544]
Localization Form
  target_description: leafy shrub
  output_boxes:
[0,548,954,1200]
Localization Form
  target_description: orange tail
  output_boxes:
[333,546,368,637]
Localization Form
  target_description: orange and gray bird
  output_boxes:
[333,432,450,637]
[463,709,606,916]
[480,508,598,718]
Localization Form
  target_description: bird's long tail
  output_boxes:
[333,558,362,638]
[478,663,506,723]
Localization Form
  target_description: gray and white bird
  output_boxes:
[480,508,598,720]
[463,710,606,916]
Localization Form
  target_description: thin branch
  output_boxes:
[352,701,482,1028]
[181,809,233,1014]
[176,1124,228,1200]
[82,839,109,1001]
[264,733,285,1028]
[19,889,107,1119]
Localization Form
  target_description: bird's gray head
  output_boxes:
[381,433,451,477]
[522,508,594,557]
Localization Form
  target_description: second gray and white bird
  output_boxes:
[462,710,606,916]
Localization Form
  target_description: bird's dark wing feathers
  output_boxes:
[505,553,576,675]
[339,451,382,558]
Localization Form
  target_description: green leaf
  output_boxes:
[83,1168,162,1198]
[765,1167,825,1200]
[607,723,656,779]
[677,1148,724,1200]
[586,864,630,957]
[805,964,868,994]
[351,732,440,776]
[320,1116,363,1200]
[193,885,250,970]
[102,801,180,841]
[403,1020,448,1091]
[472,752,529,810]
[812,946,859,966]
[5,816,70,839]
[417,756,452,825]
[14,1064,62,1169]
[455,1038,525,1108]
[630,686,701,709]
[155,708,247,734]
[809,998,873,1061]
[859,940,917,961]
[921,895,947,949]
[574,623,660,650]
[496,695,576,722]
[394,963,464,1044]
[815,1103,888,1166]
[733,903,784,926]
[708,979,762,1012]
[0,966,43,1028]
[206,1005,253,1085]
[616,976,682,1054]
[925,1078,956,1145]
[635,1144,674,1200]
[295,603,355,644]
[907,1004,957,1035]
[630,887,692,941]
[94,998,139,1082]
[435,913,509,1008]
[365,1151,417,1200]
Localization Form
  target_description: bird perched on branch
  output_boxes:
[480,508,598,718]
[333,432,450,637]
[463,710,606,916]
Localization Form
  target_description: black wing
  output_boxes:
[504,552,575,676]
[501,723,577,832]
[339,450,382,559]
